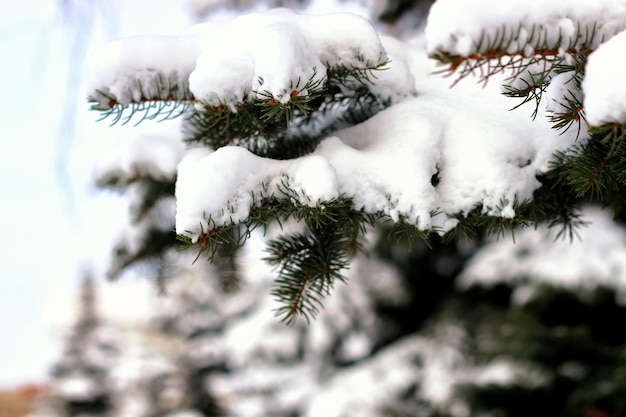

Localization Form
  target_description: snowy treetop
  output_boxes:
[87,9,388,112]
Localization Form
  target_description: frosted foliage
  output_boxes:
[93,124,185,185]
[176,75,578,240]
[304,328,467,417]
[187,10,386,108]
[583,29,626,126]
[459,207,626,300]
[303,326,547,417]
[87,36,201,108]
[425,0,626,57]
[87,9,387,110]
[176,147,338,240]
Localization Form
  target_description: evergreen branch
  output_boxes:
[266,225,351,325]
[326,55,390,87]
[548,89,585,136]
[254,73,327,126]
[94,99,193,127]
[525,154,592,241]
[589,123,626,158]
[183,61,392,156]
[442,197,532,244]
[178,183,374,266]
[386,218,435,250]
[177,179,375,325]
[108,228,178,279]
[431,22,595,86]
[501,72,550,120]
[554,136,622,201]
[89,75,195,125]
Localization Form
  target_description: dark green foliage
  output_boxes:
[179,190,377,324]
[183,60,393,160]
[547,132,626,223]
[267,228,351,324]
[372,230,473,344]
[441,197,532,244]
[454,285,626,417]
[266,202,375,324]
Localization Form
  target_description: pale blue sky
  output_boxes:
[0,0,191,387]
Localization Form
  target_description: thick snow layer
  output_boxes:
[87,9,388,110]
[176,76,579,240]
[583,29,626,126]
[459,207,626,301]
[175,147,338,239]
[87,35,201,108]
[88,9,589,243]
[425,0,626,58]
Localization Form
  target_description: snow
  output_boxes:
[86,8,594,243]
[176,70,579,240]
[303,317,548,417]
[458,207,626,302]
[303,336,423,417]
[583,29,626,126]
[88,9,388,111]
[425,0,626,58]
[175,146,338,241]
[87,35,200,108]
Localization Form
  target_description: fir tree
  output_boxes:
[42,273,119,417]
[83,1,626,416]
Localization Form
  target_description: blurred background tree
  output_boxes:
[29,1,626,417]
